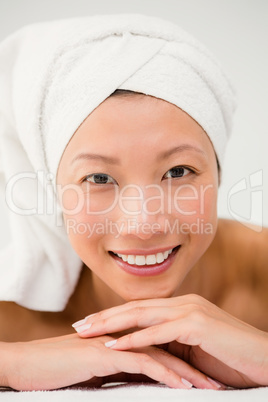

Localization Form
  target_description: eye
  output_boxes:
[83,173,117,185]
[163,166,192,179]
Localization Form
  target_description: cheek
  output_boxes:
[61,194,111,258]
[167,178,218,249]
[170,181,217,220]
[63,209,108,253]
[59,184,119,215]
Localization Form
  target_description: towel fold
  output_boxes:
[0,14,236,311]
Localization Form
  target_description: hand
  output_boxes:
[3,333,210,391]
[73,294,268,388]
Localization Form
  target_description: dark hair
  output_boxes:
[110,89,145,97]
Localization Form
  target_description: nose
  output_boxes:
[115,184,167,240]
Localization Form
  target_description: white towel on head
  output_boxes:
[0,14,236,311]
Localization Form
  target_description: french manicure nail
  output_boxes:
[207,377,222,389]
[181,378,193,388]
[72,313,97,328]
[72,317,88,328]
[105,340,117,348]
[73,323,92,333]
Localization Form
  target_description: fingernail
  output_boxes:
[73,323,92,333]
[181,378,193,388]
[105,340,117,348]
[72,313,96,329]
[72,317,88,328]
[207,377,222,389]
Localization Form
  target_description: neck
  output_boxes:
[64,264,125,320]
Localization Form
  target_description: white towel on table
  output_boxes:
[1,384,268,402]
[0,14,236,311]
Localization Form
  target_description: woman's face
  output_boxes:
[57,95,218,301]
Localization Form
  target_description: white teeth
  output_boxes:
[135,255,146,266]
[146,255,156,265]
[114,248,175,266]
[156,253,164,263]
[127,255,135,265]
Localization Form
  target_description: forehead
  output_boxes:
[66,95,211,152]
[56,95,219,183]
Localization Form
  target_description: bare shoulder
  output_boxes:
[214,219,268,330]
[216,218,268,273]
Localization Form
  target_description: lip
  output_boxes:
[110,245,180,277]
[110,245,179,256]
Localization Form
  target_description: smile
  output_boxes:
[109,246,180,277]
[114,248,173,266]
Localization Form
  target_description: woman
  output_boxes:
[0,14,267,391]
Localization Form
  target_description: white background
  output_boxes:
[0,0,267,248]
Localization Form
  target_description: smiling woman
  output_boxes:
[57,93,218,300]
[0,14,268,392]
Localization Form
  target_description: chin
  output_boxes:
[120,286,177,302]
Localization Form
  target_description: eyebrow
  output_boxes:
[158,144,206,160]
[71,144,206,166]
[71,153,120,165]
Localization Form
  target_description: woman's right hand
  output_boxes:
[2,333,219,391]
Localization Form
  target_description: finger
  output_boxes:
[107,349,193,389]
[146,346,222,390]
[97,305,259,352]
[108,318,268,386]
[72,294,241,337]
[74,306,180,337]
[72,294,210,331]
[72,299,172,331]
[105,320,200,350]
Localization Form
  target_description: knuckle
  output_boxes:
[124,331,137,348]
[186,293,205,304]
[144,325,160,344]
[147,325,158,336]
[99,317,110,331]
[128,307,146,326]
[187,305,208,325]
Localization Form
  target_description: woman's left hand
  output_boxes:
[72,294,268,388]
